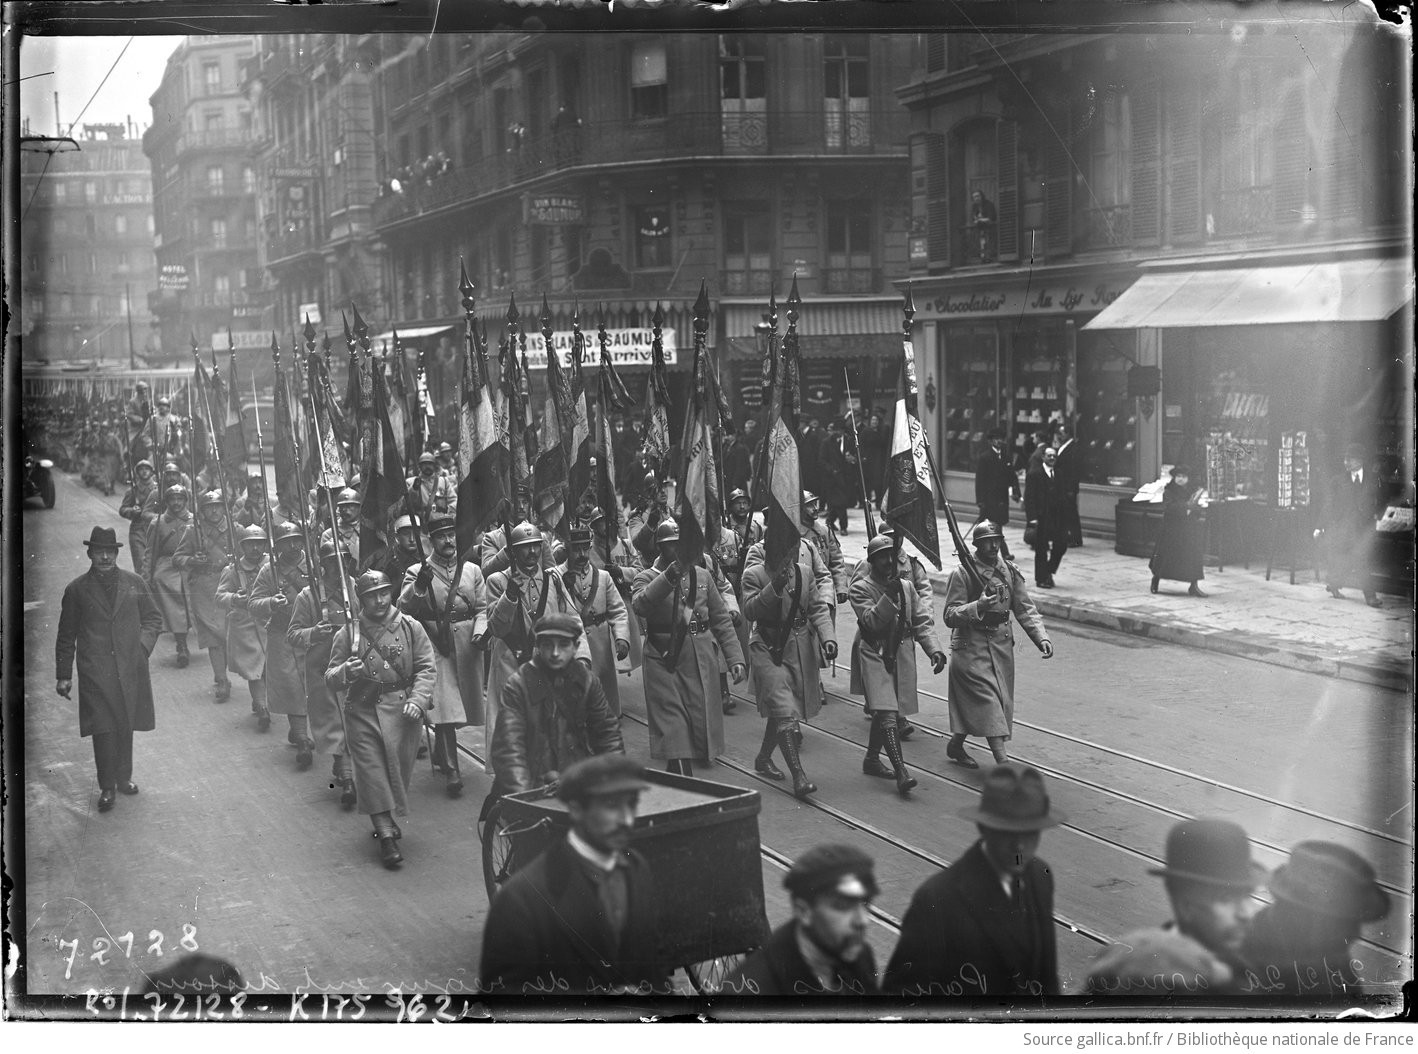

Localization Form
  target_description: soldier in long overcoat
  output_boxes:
[849,523,934,738]
[941,519,1053,769]
[559,525,631,715]
[118,459,160,575]
[147,484,193,667]
[249,521,314,767]
[849,534,945,798]
[216,525,270,729]
[399,513,487,797]
[288,540,358,806]
[55,527,165,811]
[483,522,590,774]
[587,506,642,673]
[631,519,746,774]
[326,570,438,869]
[718,489,765,703]
[741,544,835,798]
[173,490,234,701]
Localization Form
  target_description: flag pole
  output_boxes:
[843,368,877,538]
[739,288,778,576]
[309,348,359,653]
[253,353,278,569]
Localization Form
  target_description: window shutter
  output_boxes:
[1165,86,1202,244]
[996,119,1019,261]
[926,35,946,74]
[924,132,950,268]
[1272,89,1310,227]
[1131,81,1162,246]
[1326,99,1359,225]
[1044,111,1072,257]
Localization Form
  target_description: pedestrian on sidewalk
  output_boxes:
[941,520,1053,769]
[1314,442,1385,607]
[1054,423,1083,548]
[975,429,1020,559]
[55,527,164,814]
[1149,464,1208,597]
[1023,445,1069,588]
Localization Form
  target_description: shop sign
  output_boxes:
[159,264,189,291]
[522,328,677,369]
[922,281,1128,319]
[524,194,585,225]
[211,330,269,351]
[271,166,318,180]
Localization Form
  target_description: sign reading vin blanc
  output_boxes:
[525,194,585,225]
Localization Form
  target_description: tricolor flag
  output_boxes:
[639,305,672,475]
[596,313,633,544]
[218,343,248,486]
[676,365,720,569]
[533,303,574,535]
[305,351,348,493]
[566,312,595,517]
[386,334,412,465]
[359,362,410,570]
[882,334,942,569]
[500,333,533,519]
[272,346,305,516]
[762,286,806,576]
[456,316,509,559]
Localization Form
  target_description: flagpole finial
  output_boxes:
[788,273,801,305]
[302,314,317,347]
[693,279,710,326]
[351,303,369,343]
[903,283,916,324]
[190,330,199,352]
[596,303,607,329]
[767,288,779,330]
[652,302,665,330]
[342,310,352,343]
[458,259,475,304]
[321,330,332,354]
[506,292,520,326]
[227,327,235,349]
[539,293,553,338]
[572,298,581,327]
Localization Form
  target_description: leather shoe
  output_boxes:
[792,775,818,800]
[416,744,429,759]
[862,756,895,780]
[896,719,915,740]
[1036,580,1055,589]
[896,769,918,798]
[378,837,403,869]
[722,700,736,715]
[119,781,139,795]
[214,680,231,703]
[97,789,116,812]
[296,742,314,770]
[340,779,357,809]
[256,710,271,733]
[946,743,980,769]
[754,756,786,781]
[1188,584,1208,598]
[446,776,464,798]
[1150,575,1160,594]
[1326,586,1345,599]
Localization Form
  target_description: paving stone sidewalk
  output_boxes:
[832,509,1413,691]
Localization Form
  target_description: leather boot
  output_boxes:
[214,679,231,703]
[444,732,464,798]
[175,634,190,668]
[879,714,916,798]
[753,721,784,780]
[777,722,816,799]
[378,837,403,869]
[946,734,980,769]
[721,673,734,714]
[296,737,314,770]
[862,716,894,779]
[680,758,694,778]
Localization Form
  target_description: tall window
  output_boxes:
[205,111,224,132]
[85,214,97,237]
[530,226,550,283]
[203,62,221,94]
[54,182,67,204]
[59,293,72,314]
[824,37,870,149]
[1084,90,1131,247]
[1211,68,1275,237]
[242,165,256,194]
[722,202,773,294]
[494,228,512,288]
[214,274,231,299]
[630,40,668,119]
[634,206,671,268]
[115,214,128,235]
[207,165,225,194]
[84,181,97,203]
[58,254,69,275]
[211,218,227,248]
[825,201,873,292]
[87,252,99,274]
[720,37,766,153]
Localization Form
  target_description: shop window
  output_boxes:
[824,37,870,149]
[634,206,671,269]
[941,323,1001,472]
[630,41,668,120]
[1082,90,1132,248]
[1009,321,1069,470]
[1195,334,1270,501]
[720,36,767,153]
[723,201,773,295]
[563,226,583,278]
[825,201,873,293]
[1076,332,1138,486]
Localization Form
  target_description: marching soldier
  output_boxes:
[483,522,590,773]
[850,521,933,739]
[172,490,234,701]
[217,525,271,730]
[849,533,946,798]
[249,521,315,769]
[631,519,746,776]
[235,474,272,528]
[559,524,631,716]
[150,396,179,464]
[586,506,643,675]
[628,476,675,563]
[941,519,1053,769]
[405,451,455,522]
[145,462,193,518]
[118,459,160,576]
[125,380,153,462]
[326,570,438,870]
[435,440,456,478]
[320,487,363,567]
[741,539,836,799]
[802,491,849,609]
[715,488,761,714]
[147,484,194,668]
[399,513,488,797]
[287,540,360,808]
[378,514,424,585]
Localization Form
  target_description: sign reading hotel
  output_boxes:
[522,328,677,369]
[525,194,585,226]
[921,281,1128,319]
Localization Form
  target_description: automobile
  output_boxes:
[23,451,57,509]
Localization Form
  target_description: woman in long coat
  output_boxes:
[1149,465,1207,597]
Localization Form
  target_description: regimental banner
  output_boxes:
[524,194,585,225]
[522,328,677,369]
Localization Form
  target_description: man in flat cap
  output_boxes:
[724,844,880,995]
[55,527,165,813]
[883,763,1062,996]
[479,753,671,995]
[1315,442,1385,607]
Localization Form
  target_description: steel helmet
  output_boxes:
[163,461,181,474]
[336,487,361,507]
[199,489,226,507]
[509,521,543,548]
[655,519,680,545]
[392,514,414,533]
[418,451,436,466]
[239,524,268,546]
[437,441,453,455]
[273,520,304,544]
[356,569,393,597]
[135,459,155,474]
[586,505,606,524]
[318,539,352,564]
[972,519,1005,544]
[802,490,820,506]
[866,533,896,558]
[568,525,594,545]
[426,512,456,537]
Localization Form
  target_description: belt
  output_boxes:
[582,611,610,628]
[760,616,808,630]
[647,620,708,636]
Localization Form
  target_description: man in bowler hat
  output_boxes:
[479,754,671,995]
[725,844,880,995]
[55,527,165,813]
[883,764,1062,996]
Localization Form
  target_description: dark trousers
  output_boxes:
[92,727,134,790]
[1034,538,1064,585]
[830,505,848,532]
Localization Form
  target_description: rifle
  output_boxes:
[922,440,990,603]
[294,321,323,609]
[250,372,279,574]
[843,369,877,538]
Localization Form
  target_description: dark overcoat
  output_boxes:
[479,835,671,995]
[882,842,1059,998]
[1149,481,1206,583]
[491,659,624,794]
[55,569,164,737]
[723,921,879,996]
[974,446,1020,526]
[1023,464,1069,551]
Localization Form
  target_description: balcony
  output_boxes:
[720,268,775,296]
[958,222,998,266]
[822,266,880,294]
[1082,205,1133,250]
[1212,186,1274,238]
[265,227,324,265]
[177,128,255,157]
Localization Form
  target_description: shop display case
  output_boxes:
[941,324,1000,472]
[1077,345,1137,487]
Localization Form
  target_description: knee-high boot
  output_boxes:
[754,720,784,780]
[877,713,916,798]
[777,720,816,799]
[438,725,463,797]
[250,679,270,731]
[862,713,894,779]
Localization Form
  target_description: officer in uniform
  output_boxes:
[217,525,271,730]
[147,484,194,668]
[406,451,455,522]
[249,521,315,769]
[326,570,438,869]
[741,538,836,799]
[941,519,1054,769]
[119,459,160,576]
[320,487,363,567]
[399,512,488,797]
[631,519,746,776]
[559,524,631,716]
[287,540,359,807]
[848,534,946,798]
[716,487,763,712]
[172,490,234,700]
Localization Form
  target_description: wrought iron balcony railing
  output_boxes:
[1211,186,1274,238]
[1082,204,1132,249]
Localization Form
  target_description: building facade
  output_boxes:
[898,20,1411,542]
[18,123,158,365]
[143,36,262,371]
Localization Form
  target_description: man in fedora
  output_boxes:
[1241,840,1390,997]
[55,527,165,813]
[883,763,1062,996]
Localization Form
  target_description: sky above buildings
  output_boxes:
[19,35,181,139]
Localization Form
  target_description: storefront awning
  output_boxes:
[1083,258,1413,329]
[371,325,453,344]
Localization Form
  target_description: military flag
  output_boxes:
[305,349,348,493]
[639,304,672,476]
[270,335,304,515]
[882,289,942,569]
[533,296,573,536]
[455,278,509,557]
[566,306,595,517]
[359,361,411,570]
[676,282,721,568]
[762,285,808,576]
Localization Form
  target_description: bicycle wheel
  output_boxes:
[480,802,517,900]
[683,953,751,995]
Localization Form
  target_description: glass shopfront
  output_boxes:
[1076,329,1141,488]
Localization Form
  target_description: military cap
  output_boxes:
[568,525,594,545]
[801,490,820,506]
[654,519,680,544]
[728,488,749,504]
[426,512,456,537]
[335,487,361,507]
[437,441,454,455]
[784,844,879,901]
[165,484,189,502]
[248,473,265,486]
[534,612,583,640]
[392,514,415,533]
[557,753,649,803]
[156,396,171,407]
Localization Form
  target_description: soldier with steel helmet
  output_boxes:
[483,521,590,774]
[941,518,1053,769]
[585,505,642,675]
[326,569,438,869]
[147,483,195,668]
[249,521,316,768]
[144,461,193,518]
[235,473,272,528]
[848,532,945,798]
[557,523,631,715]
[628,474,677,563]
[288,538,361,807]
[217,524,272,730]
[631,517,746,776]
[801,490,848,609]
[716,486,763,707]
[378,512,424,586]
[399,512,488,797]
[320,486,364,567]
[173,490,236,701]
[119,459,160,576]
[405,449,455,523]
